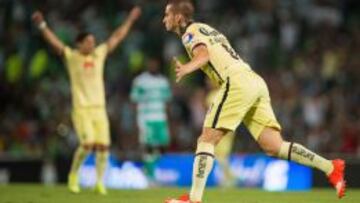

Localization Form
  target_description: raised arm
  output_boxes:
[173,44,210,82]
[32,11,65,56]
[106,6,142,54]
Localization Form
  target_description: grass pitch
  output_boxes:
[0,184,359,203]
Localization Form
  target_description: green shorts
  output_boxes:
[139,120,170,147]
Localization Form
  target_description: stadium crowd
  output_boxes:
[0,0,359,160]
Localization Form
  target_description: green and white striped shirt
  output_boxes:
[130,72,171,122]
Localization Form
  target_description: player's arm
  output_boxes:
[32,11,65,56]
[106,6,141,54]
[130,81,140,136]
[173,44,209,82]
[164,80,172,120]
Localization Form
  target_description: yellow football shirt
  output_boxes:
[182,23,251,85]
[64,44,108,108]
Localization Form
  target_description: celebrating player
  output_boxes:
[32,7,141,195]
[162,0,345,202]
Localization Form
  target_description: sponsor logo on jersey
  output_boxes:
[83,61,94,69]
[199,27,220,36]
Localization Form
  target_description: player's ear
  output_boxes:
[175,14,182,25]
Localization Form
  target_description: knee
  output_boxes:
[95,144,110,152]
[261,141,283,157]
[263,146,280,157]
[198,133,221,146]
[258,127,283,157]
[81,143,94,152]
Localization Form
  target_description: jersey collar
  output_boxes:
[180,20,194,36]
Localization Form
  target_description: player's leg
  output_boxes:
[93,108,111,195]
[68,143,93,193]
[167,77,258,203]
[68,108,94,193]
[189,77,251,202]
[143,120,170,182]
[94,143,109,195]
[245,76,346,198]
[139,120,156,181]
[166,130,233,203]
[189,127,228,202]
[257,127,334,174]
[143,145,158,181]
[214,131,236,187]
[257,127,345,198]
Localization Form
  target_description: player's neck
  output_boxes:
[148,71,159,76]
[177,20,193,36]
[77,49,92,56]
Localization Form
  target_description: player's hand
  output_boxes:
[173,57,190,83]
[32,11,44,25]
[129,6,142,21]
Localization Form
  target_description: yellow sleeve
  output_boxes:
[63,46,73,62]
[182,25,210,52]
[95,43,108,59]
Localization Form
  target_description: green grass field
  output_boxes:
[0,184,359,203]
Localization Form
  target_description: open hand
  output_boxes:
[173,57,189,83]
[129,6,142,21]
[32,11,44,25]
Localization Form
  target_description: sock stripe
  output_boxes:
[196,152,215,159]
[288,142,294,161]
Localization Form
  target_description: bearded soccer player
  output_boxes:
[163,1,346,202]
[32,7,141,195]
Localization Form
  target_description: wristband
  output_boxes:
[39,21,47,30]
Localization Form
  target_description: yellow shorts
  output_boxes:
[204,69,281,140]
[71,107,110,145]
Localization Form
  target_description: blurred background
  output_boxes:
[0,0,359,190]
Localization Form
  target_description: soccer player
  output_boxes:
[162,1,346,202]
[32,7,141,195]
[130,57,172,182]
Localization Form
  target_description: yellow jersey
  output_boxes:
[64,44,108,108]
[182,23,251,86]
[206,88,218,108]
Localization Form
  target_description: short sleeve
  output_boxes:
[63,46,73,62]
[162,79,172,101]
[95,43,108,59]
[182,25,210,52]
[130,78,142,102]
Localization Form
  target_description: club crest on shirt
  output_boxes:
[182,33,194,45]
[83,61,94,69]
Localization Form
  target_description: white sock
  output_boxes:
[278,142,333,175]
[190,142,215,202]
